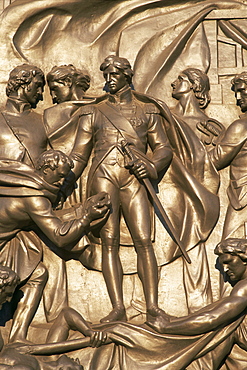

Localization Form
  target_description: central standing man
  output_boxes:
[68,55,173,323]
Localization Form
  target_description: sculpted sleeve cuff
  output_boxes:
[28,197,90,249]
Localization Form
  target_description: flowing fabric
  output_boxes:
[46,318,243,370]
[0,160,58,282]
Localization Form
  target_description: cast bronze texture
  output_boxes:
[0,1,247,369]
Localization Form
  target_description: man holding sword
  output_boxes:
[67,55,174,324]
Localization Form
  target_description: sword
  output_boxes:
[121,140,191,264]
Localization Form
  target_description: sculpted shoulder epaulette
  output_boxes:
[78,105,95,117]
[144,103,160,115]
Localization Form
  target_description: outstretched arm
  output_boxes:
[26,193,110,249]
[159,280,247,335]
[47,307,107,348]
[17,308,111,356]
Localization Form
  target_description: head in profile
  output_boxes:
[215,238,247,282]
[231,72,247,112]
[6,64,45,109]
[172,67,211,109]
[36,150,74,187]
[47,64,90,104]
[0,265,19,310]
[100,55,134,94]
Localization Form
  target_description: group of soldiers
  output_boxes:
[0,56,175,340]
[0,55,247,368]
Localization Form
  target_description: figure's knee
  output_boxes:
[59,306,74,318]
[101,237,119,250]
[133,238,153,250]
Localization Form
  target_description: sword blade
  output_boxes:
[143,178,191,264]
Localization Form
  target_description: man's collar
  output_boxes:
[108,85,132,104]
[5,96,32,114]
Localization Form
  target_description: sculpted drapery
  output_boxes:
[1,1,247,369]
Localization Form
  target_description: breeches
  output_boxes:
[90,163,151,243]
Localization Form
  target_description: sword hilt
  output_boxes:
[121,143,190,263]
[121,140,138,168]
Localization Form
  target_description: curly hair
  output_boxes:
[214,238,247,262]
[0,265,19,294]
[36,150,74,172]
[100,55,134,85]
[231,72,247,88]
[47,64,90,93]
[182,68,211,109]
[6,64,45,97]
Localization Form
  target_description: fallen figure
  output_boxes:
[15,238,247,370]
[0,265,108,369]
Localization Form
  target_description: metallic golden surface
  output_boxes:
[0,1,247,369]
